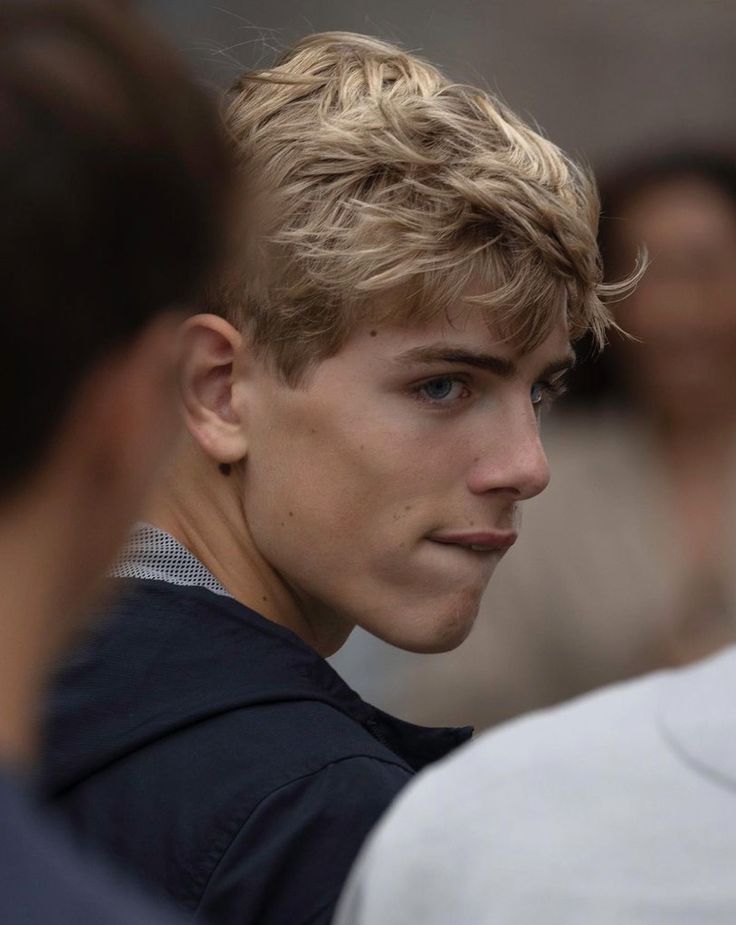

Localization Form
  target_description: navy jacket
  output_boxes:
[0,766,181,925]
[43,580,470,925]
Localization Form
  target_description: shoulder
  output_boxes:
[225,750,411,850]
[197,752,411,925]
[403,656,671,805]
[361,665,669,859]
[90,695,413,852]
[220,700,415,821]
[341,651,736,924]
[192,699,414,864]
[174,696,413,795]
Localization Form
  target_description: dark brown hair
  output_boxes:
[0,0,232,491]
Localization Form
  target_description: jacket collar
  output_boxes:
[109,522,230,596]
[44,577,471,795]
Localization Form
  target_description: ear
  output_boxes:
[178,313,249,464]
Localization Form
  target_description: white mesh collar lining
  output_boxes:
[110,522,231,598]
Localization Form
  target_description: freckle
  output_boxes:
[469,520,475,526]
[309,428,316,434]
[280,521,285,527]
[359,444,364,451]
[369,330,377,337]
[261,596,268,603]
[473,457,479,463]
[404,505,412,511]
[288,511,294,517]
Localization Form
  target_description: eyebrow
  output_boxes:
[394,344,576,379]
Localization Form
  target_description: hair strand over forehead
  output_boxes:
[217,32,640,383]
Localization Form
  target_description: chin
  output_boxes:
[388,593,480,655]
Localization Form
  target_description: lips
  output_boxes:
[428,531,518,553]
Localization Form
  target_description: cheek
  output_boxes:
[242,420,387,565]
[241,384,479,600]
[243,432,445,611]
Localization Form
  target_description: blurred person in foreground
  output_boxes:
[41,32,632,925]
[0,1,230,922]
[383,149,736,732]
[334,153,736,924]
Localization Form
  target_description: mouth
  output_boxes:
[427,530,518,554]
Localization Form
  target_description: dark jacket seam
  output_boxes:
[192,752,411,915]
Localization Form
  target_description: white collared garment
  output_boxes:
[110,522,230,598]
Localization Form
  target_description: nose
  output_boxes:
[467,409,550,501]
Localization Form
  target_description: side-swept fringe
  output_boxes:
[218,32,642,383]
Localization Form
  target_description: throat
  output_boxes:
[144,509,347,656]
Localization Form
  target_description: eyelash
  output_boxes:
[532,378,568,410]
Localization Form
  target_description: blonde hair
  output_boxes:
[218,32,635,383]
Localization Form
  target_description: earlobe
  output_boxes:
[179,313,249,464]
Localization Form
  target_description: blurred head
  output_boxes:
[176,33,626,653]
[600,150,736,424]
[0,0,232,619]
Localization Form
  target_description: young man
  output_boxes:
[0,1,230,922]
[43,32,628,925]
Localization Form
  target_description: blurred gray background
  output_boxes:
[141,0,736,174]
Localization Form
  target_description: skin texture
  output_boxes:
[154,293,572,658]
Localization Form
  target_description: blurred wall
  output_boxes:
[140,0,736,172]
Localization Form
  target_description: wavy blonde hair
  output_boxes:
[218,32,635,383]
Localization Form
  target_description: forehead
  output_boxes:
[334,302,572,373]
[364,270,572,358]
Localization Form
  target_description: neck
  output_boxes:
[148,442,350,657]
[0,489,76,771]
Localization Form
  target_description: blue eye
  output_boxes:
[416,376,470,404]
[530,382,546,405]
[531,378,568,409]
[422,377,456,401]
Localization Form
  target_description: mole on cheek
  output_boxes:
[369,330,378,338]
